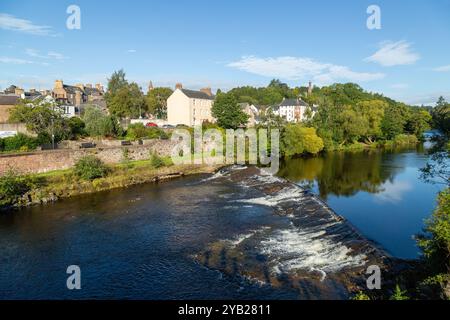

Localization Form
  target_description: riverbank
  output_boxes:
[0,159,223,212]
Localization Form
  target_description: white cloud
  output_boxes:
[0,57,34,64]
[47,51,66,60]
[365,41,420,67]
[433,65,450,72]
[228,55,384,84]
[25,49,67,61]
[127,49,137,53]
[0,13,54,36]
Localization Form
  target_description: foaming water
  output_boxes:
[260,226,367,277]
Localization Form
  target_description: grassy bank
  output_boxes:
[1,157,222,211]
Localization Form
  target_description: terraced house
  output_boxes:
[167,83,215,126]
[52,80,105,107]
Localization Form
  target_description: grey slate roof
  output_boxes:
[0,95,19,105]
[63,85,84,95]
[279,98,308,107]
[180,89,214,100]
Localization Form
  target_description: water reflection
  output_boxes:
[278,147,422,200]
[278,145,442,259]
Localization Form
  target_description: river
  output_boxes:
[0,145,442,299]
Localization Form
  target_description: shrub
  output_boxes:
[126,123,148,140]
[389,285,409,300]
[74,155,109,180]
[150,152,165,168]
[0,134,39,152]
[351,291,371,300]
[393,134,419,146]
[0,169,33,206]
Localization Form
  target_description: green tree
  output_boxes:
[83,106,122,137]
[338,105,368,145]
[9,102,70,143]
[211,92,249,129]
[433,97,450,135]
[406,109,432,138]
[281,124,324,157]
[108,82,146,118]
[146,87,173,119]
[381,103,410,139]
[357,100,387,143]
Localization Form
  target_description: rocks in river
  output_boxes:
[195,165,398,299]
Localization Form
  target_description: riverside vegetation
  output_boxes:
[0,153,219,211]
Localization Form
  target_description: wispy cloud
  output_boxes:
[433,65,450,72]
[365,40,420,67]
[25,48,68,61]
[127,49,137,53]
[0,13,54,36]
[0,57,34,65]
[228,56,384,84]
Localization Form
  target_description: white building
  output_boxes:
[272,98,311,123]
[167,84,215,126]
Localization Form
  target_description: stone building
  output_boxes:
[52,80,104,106]
[0,95,20,123]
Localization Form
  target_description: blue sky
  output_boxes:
[0,0,449,105]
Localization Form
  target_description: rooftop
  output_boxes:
[180,88,215,100]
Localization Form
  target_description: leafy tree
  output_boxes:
[381,103,411,139]
[337,105,368,145]
[83,105,122,137]
[108,82,146,118]
[406,109,432,138]
[105,69,128,98]
[211,92,249,129]
[67,117,86,140]
[357,100,387,143]
[146,87,173,119]
[105,70,146,118]
[281,124,324,156]
[433,97,450,135]
[9,102,70,143]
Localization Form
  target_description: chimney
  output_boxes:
[76,83,84,90]
[54,80,63,89]
[200,87,212,97]
[85,84,93,89]
[308,81,313,96]
[95,83,104,92]
[175,83,183,90]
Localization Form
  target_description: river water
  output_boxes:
[0,146,441,299]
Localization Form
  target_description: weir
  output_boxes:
[195,166,400,299]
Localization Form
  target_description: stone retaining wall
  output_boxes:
[0,139,178,175]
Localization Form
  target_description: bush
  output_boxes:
[126,124,166,140]
[0,169,33,206]
[0,134,39,152]
[389,285,409,300]
[351,291,371,300]
[74,155,109,180]
[150,152,165,168]
[393,134,419,146]
[126,123,148,140]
